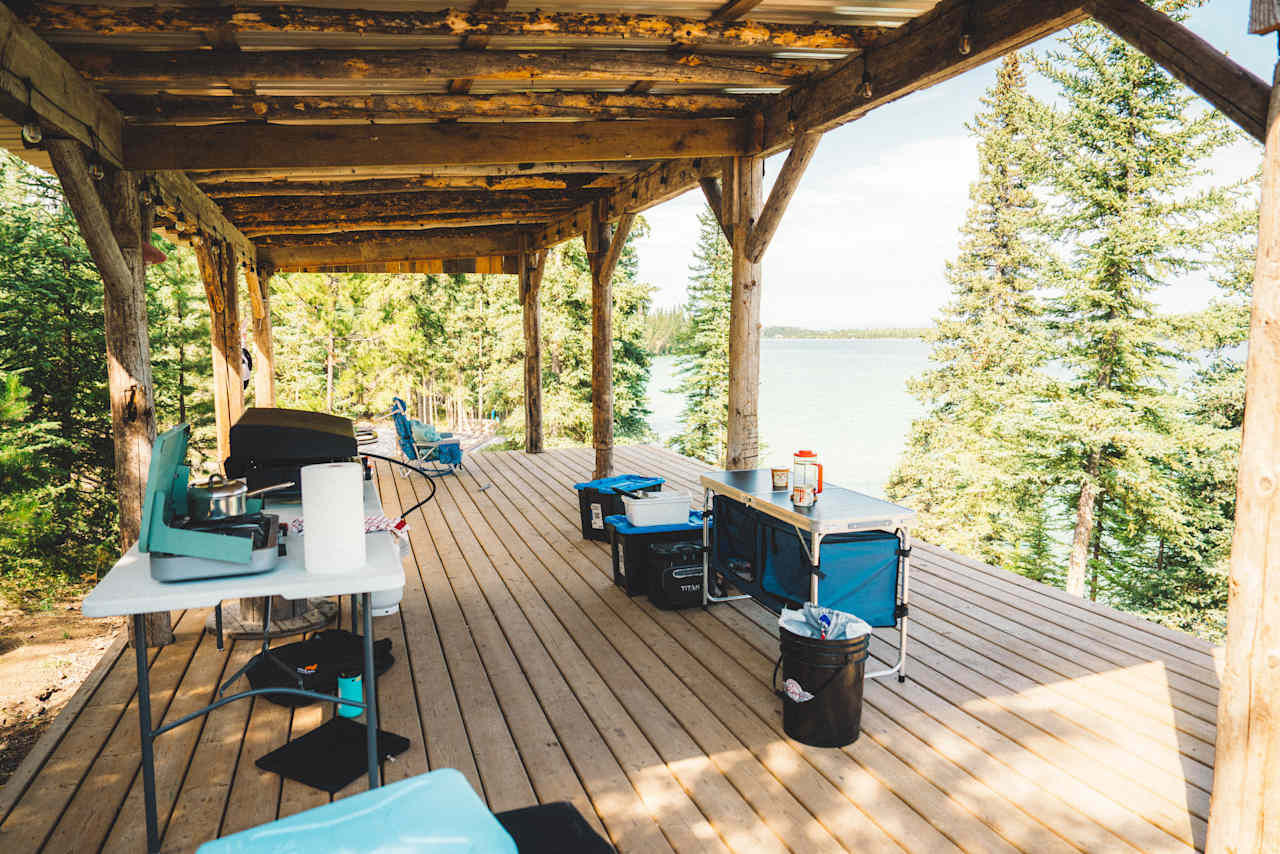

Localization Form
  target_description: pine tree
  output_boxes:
[1033,4,1241,597]
[670,208,732,465]
[887,54,1051,569]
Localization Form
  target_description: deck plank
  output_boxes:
[0,446,1219,854]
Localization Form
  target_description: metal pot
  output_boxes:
[188,474,292,521]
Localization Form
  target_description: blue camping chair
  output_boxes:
[391,397,463,477]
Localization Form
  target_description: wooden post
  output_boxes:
[246,265,276,407]
[195,238,245,467]
[46,140,173,647]
[725,154,763,470]
[586,203,613,479]
[585,204,636,479]
[520,241,546,453]
[1205,55,1280,854]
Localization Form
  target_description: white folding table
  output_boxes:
[83,478,405,854]
[699,469,916,682]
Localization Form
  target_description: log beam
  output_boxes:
[219,189,600,219]
[280,256,518,275]
[532,157,720,249]
[191,162,648,184]
[1205,55,1280,854]
[0,3,124,164]
[123,119,749,171]
[520,242,547,454]
[762,0,1089,152]
[204,175,612,198]
[46,139,172,647]
[239,212,559,238]
[744,130,820,262]
[725,154,762,470]
[113,92,751,124]
[255,227,524,269]
[28,5,882,51]
[246,267,276,407]
[150,171,256,265]
[1088,0,1269,143]
[195,238,245,467]
[67,47,816,89]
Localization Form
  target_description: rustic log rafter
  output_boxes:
[255,227,527,270]
[113,91,752,124]
[150,171,257,266]
[203,174,613,198]
[27,5,883,51]
[64,47,818,88]
[123,118,749,171]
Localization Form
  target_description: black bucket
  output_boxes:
[774,625,869,748]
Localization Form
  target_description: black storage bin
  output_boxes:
[607,512,704,598]
[776,625,869,748]
[649,542,705,610]
[573,475,664,542]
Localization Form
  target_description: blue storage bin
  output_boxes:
[573,474,664,541]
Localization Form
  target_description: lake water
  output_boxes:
[647,338,931,498]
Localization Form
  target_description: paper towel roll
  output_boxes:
[301,462,366,574]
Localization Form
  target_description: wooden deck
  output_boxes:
[0,446,1221,854]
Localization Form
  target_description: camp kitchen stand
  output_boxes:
[82,480,403,854]
[699,469,916,683]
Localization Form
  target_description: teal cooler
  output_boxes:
[573,474,663,542]
[607,512,706,609]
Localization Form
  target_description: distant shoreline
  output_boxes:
[762,326,929,340]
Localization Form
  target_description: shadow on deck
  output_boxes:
[0,446,1219,854]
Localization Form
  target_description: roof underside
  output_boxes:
[4,0,1089,271]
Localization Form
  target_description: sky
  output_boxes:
[632,2,1275,329]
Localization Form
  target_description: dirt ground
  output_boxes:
[0,596,123,788]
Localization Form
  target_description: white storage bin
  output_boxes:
[622,490,690,527]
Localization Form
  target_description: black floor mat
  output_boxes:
[255,717,410,793]
[495,802,616,853]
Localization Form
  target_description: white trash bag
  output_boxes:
[779,603,872,641]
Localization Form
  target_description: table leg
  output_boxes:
[362,592,381,789]
[214,603,223,651]
[133,614,160,854]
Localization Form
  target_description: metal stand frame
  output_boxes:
[699,485,910,684]
[132,592,381,854]
[701,486,751,604]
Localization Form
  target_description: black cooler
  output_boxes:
[225,407,363,494]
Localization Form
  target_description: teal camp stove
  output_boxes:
[140,424,282,582]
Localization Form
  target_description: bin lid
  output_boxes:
[573,474,664,494]
[605,511,705,535]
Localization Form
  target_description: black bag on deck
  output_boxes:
[244,629,394,707]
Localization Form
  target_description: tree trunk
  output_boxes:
[726,154,763,470]
[326,332,335,413]
[46,141,172,647]
[1066,451,1101,597]
[1206,56,1280,854]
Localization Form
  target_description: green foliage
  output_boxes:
[891,13,1248,641]
[669,208,732,465]
[642,305,690,355]
[888,54,1055,576]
